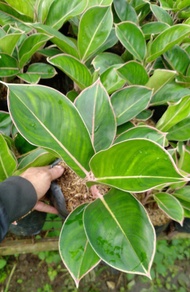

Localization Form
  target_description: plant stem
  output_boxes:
[4,262,17,292]
[90,185,103,199]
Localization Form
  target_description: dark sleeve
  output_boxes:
[0,176,37,242]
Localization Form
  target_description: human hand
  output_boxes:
[20,165,64,214]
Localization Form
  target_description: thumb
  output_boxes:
[49,165,64,181]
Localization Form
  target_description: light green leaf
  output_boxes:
[78,6,113,62]
[75,81,116,152]
[142,22,169,38]
[87,0,113,6]
[0,53,19,77]
[4,0,36,19]
[111,86,152,125]
[157,95,190,131]
[151,81,190,105]
[45,0,87,30]
[115,125,167,147]
[167,117,190,141]
[48,54,93,90]
[59,204,100,288]
[19,34,50,68]
[6,83,95,177]
[90,139,186,192]
[164,45,190,75]
[178,145,190,173]
[84,189,155,276]
[117,61,149,85]
[33,23,79,58]
[154,192,184,224]
[146,69,176,95]
[115,21,146,61]
[0,2,32,26]
[173,186,190,203]
[37,0,54,23]
[113,0,138,23]
[147,24,190,62]
[100,65,126,94]
[0,133,17,181]
[150,4,173,25]
[92,28,118,58]
[92,52,124,75]
[0,112,12,136]
[0,33,22,55]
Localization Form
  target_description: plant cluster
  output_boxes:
[0,0,190,287]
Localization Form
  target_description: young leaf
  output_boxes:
[48,54,93,90]
[90,139,186,192]
[59,204,100,288]
[111,86,152,125]
[0,133,17,181]
[0,54,19,77]
[45,0,87,30]
[75,81,116,152]
[153,192,184,224]
[117,61,149,85]
[6,83,94,177]
[84,189,156,277]
[78,6,113,61]
[115,21,146,61]
[146,69,176,95]
[156,95,190,131]
[147,24,190,62]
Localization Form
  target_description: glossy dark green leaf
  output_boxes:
[90,139,186,192]
[48,54,93,90]
[164,45,190,75]
[6,83,94,177]
[0,53,19,77]
[92,52,124,75]
[117,61,149,85]
[167,117,190,141]
[150,4,173,25]
[114,0,137,22]
[157,96,190,131]
[147,24,190,62]
[45,0,87,30]
[0,111,12,136]
[75,81,116,152]
[100,65,126,94]
[78,6,113,61]
[0,133,17,181]
[0,33,22,55]
[111,86,152,125]
[14,132,36,154]
[115,21,146,61]
[84,189,155,276]
[142,22,169,38]
[115,125,167,147]
[154,192,184,224]
[146,69,176,95]
[59,204,100,287]
[19,34,50,68]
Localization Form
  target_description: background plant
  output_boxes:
[0,0,190,287]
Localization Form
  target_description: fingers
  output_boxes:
[49,165,64,181]
[34,201,59,214]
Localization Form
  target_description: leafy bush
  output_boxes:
[0,0,190,287]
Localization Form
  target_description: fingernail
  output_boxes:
[54,165,64,171]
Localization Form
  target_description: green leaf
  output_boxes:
[150,4,173,25]
[115,21,146,61]
[19,34,50,68]
[92,52,124,75]
[178,145,190,173]
[75,81,116,152]
[147,24,190,62]
[0,2,32,26]
[0,111,12,136]
[136,109,153,121]
[115,125,167,147]
[37,0,54,23]
[111,86,152,125]
[153,192,184,224]
[84,189,155,277]
[59,204,100,287]
[33,23,79,58]
[6,83,94,177]
[117,61,149,85]
[100,65,126,94]
[87,0,113,6]
[146,69,176,95]
[78,6,113,62]
[17,63,57,84]
[48,54,93,90]
[167,117,190,141]
[4,0,36,19]
[151,82,190,105]
[45,0,87,30]
[0,133,17,181]
[164,45,190,75]
[157,95,190,131]
[142,22,170,38]
[0,53,19,77]
[0,33,22,55]
[113,0,138,23]
[90,139,185,192]
[173,186,190,203]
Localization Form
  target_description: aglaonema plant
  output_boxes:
[2,80,189,287]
